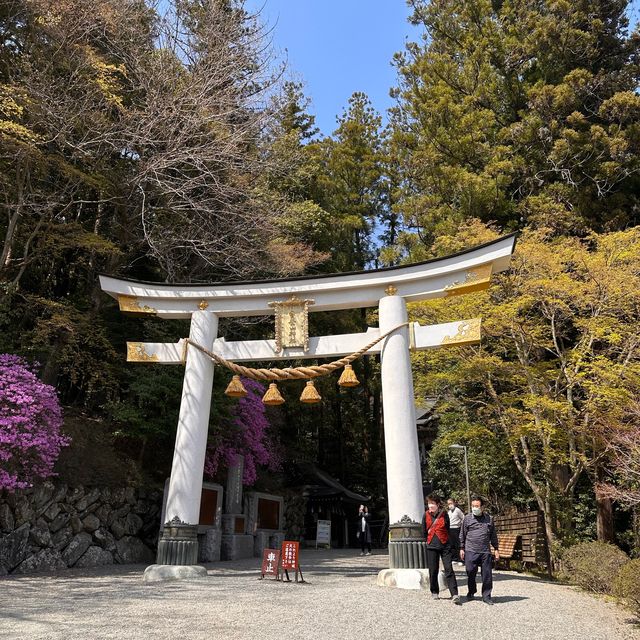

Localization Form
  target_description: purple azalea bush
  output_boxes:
[204,378,281,485]
[0,354,69,490]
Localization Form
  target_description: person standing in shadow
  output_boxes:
[357,505,372,556]
[422,494,461,604]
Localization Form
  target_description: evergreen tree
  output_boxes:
[321,92,387,271]
[389,0,640,254]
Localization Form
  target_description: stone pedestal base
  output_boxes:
[270,531,285,551]
[221,514,246,535]
[377,568,447,591]
[221,534,254,560]
[143,564,208,583]
[197,528,221,563]
[388,517,427,569]
[253,531,286,557]
[157,519,198,565]
[389,540,428,569]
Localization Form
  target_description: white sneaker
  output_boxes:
[365,552,371,556]
[360,552,365,556]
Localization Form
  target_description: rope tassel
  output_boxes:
[225,375,248,398]
[262,382,285,406]
[300,380,322,404]
[338,364,359,387]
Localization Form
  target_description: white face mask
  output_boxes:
[472,506,482,516]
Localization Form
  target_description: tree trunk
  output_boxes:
[2,206,21,269]
[595,466,615,542]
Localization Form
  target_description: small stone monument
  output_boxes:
[220,456,254,560]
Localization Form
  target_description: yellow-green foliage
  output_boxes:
[562,541,628,594]
[410,222,640,539]
[0,120,43,143]
[0,84,42,143]
[613,559,640,617]
[81,46,127,109]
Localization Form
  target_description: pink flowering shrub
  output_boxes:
[0,354,69,490]
[204,378,281,485]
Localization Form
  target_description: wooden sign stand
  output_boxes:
[282,565,304,583]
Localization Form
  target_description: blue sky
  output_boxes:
[245,1,417,136]
[246,0,640,137]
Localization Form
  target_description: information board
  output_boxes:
[281,541,299,570]
[280,540,304,583]
[316,519,331,548]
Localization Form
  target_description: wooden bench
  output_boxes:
[495,534,520,567]
[493,511,551,575]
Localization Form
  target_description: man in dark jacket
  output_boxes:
[460,496,500,605]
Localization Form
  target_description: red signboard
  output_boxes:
[281,541,299,570]
[260,548,280,579]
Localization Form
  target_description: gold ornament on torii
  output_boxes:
[268,295,315,353]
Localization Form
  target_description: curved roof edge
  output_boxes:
[100,232,518,288]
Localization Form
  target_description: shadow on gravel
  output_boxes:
[492,572,552,584]
[488,595,530,603]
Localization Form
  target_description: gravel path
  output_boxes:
[0,548,637,640]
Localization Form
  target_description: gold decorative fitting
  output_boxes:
[225,375,248,398]
[385,284,398,296]
[300,380,322,404]
[262,383,285,406]
[444,264,492,297]
[441,318,482,345]
[118,295,156,315]
[268,295,315,353]
[126,342,159,362]
[198,300,209,310]
[338,364,360,388]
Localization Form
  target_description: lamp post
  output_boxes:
[449,444,471,513]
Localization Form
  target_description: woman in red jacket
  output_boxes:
[422,494,461,604]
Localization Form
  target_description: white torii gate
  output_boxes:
[99,234,516,580]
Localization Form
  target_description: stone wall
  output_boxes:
[0,482,163,575]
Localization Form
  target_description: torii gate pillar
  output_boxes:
[157,310,218,566]
[379,294,425,567]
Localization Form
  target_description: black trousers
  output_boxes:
[426,546,458,596]
[360,534,371,553]
[465,550,493,598]
[449,527,461,561]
